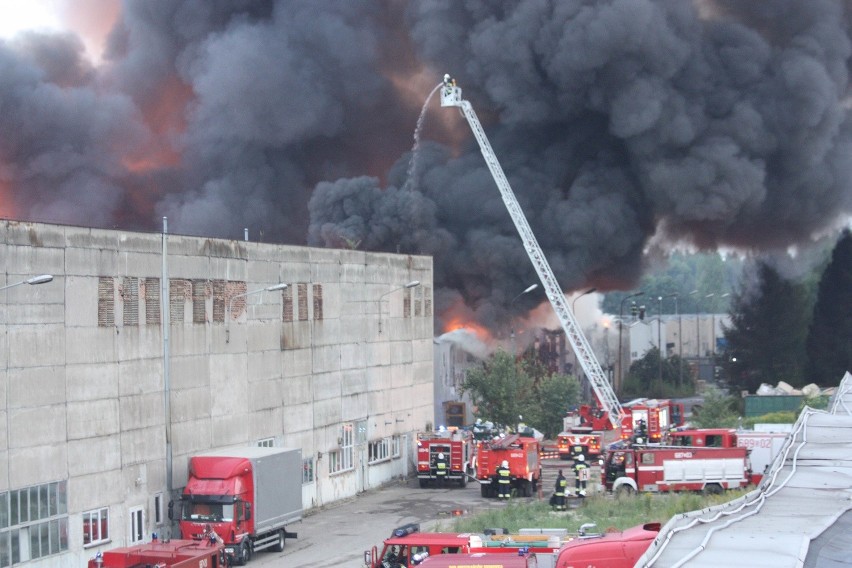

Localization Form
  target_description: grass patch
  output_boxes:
[433,491,749,534]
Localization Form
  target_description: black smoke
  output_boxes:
[1,1,851,333]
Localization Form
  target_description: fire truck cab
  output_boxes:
[476,435,541,498]
[603,444,751,496]
[557,428,602,459]
[667,428,738,448]
[620,399,685,443]
[553,522,661,568]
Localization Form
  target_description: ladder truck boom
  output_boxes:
[439,75,624,429]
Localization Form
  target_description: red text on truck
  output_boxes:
[475,435,541,498]
[602,445,752,496]
[174,446,302,565]
[417,429,476,487]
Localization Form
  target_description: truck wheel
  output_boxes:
[419,479,428,489]
[615,485,634,499]
[703,483,723,496]
[459,471,468,487]
[238,541,252,565]
[271,530,285,553]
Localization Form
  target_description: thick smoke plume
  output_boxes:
[2,1,851,334]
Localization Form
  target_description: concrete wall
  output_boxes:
[0,220,433,567]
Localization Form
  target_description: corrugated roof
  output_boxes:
[635,371,852,567]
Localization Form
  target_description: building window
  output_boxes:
[414,286,422,317]
[129,507,144,545]
[0,481,68,566]
[368,438,392,464]
[312,284,323,320]
[97,277,114,327]
[153,494,163,526]
[257,438,274,448]
[297,283,308,321]
[144,278,161,324]
[392,435,401,458]
[121,277,139,325]
[424,286,432,316]
[329,423,354,475]
[282,286,294,322]
[191,280,208,324]
[302,458,314,484]
[212,280,226,323]
[403,287,411,318]
[169,279,191,323]
[82,508,109,547]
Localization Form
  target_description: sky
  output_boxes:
[0,0,850,338]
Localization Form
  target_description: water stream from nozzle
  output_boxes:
[402,82,442,191]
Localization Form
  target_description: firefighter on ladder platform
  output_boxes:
[497,460,512,499]
[554,469,568,510]
[434,452,448,484]
[573,453,589,497]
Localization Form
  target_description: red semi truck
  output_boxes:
[417,429,477,487]
[88,535,226,568]
[475,434,541,498]
[173,446,302,565]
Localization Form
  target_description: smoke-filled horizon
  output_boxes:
[2,1,851,333]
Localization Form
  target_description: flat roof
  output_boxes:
[635,371,852,567]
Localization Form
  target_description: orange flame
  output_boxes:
[443,314,493,342]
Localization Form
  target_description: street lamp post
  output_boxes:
[378,281,420,334]
[510,284,538,356]
[226,282,289,343]
[618,291,644,393]
[572,287,597,313]
[0,274,53,291]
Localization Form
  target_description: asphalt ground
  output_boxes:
[252,458,601,567]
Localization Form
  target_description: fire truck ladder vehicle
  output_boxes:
[440,76,624,430]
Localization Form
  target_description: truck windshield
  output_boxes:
[182,500,235,523]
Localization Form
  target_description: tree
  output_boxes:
[722,262,812,393]
[461,350,580,437]
[621,347,693,398]
[691,389,740,428]
[806,230,852,386]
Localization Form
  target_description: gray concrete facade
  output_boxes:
[0,220,433,567]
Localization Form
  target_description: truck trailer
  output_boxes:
[174,446,302,565]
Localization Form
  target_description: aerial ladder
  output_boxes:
[440,75,624,429]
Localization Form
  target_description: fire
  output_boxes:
[443,314,492,341]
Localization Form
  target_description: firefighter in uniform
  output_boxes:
[573,453,589,497]
[633,419,648,445]
[554,469,567,510]
[497,460,512,499]
[434,452,448,483]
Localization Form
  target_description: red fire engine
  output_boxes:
[620,398,685,442]
[557,428,602,459]
[416,428,477,487]
[602,444,752,496]
[88,535,226,568]
[362,523,563,568]
[475,434,542,498]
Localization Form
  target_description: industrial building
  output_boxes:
[0,220,433,567]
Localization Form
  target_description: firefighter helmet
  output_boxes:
[438,453,445,459]
[577,454,585,462]
[501,460,509,468]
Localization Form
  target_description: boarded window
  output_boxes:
[97,277,114,327]
[169,279,191,323]
[414,285,422,317]
[282,285,294,322]
[312,284,323,320]
[191,280,208,324]
[144,278,160,325]
[403,287,411,318]
[424,286,432,316]
[212,280,226,323]
[121,277,139,326]
[297,283,308,321]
